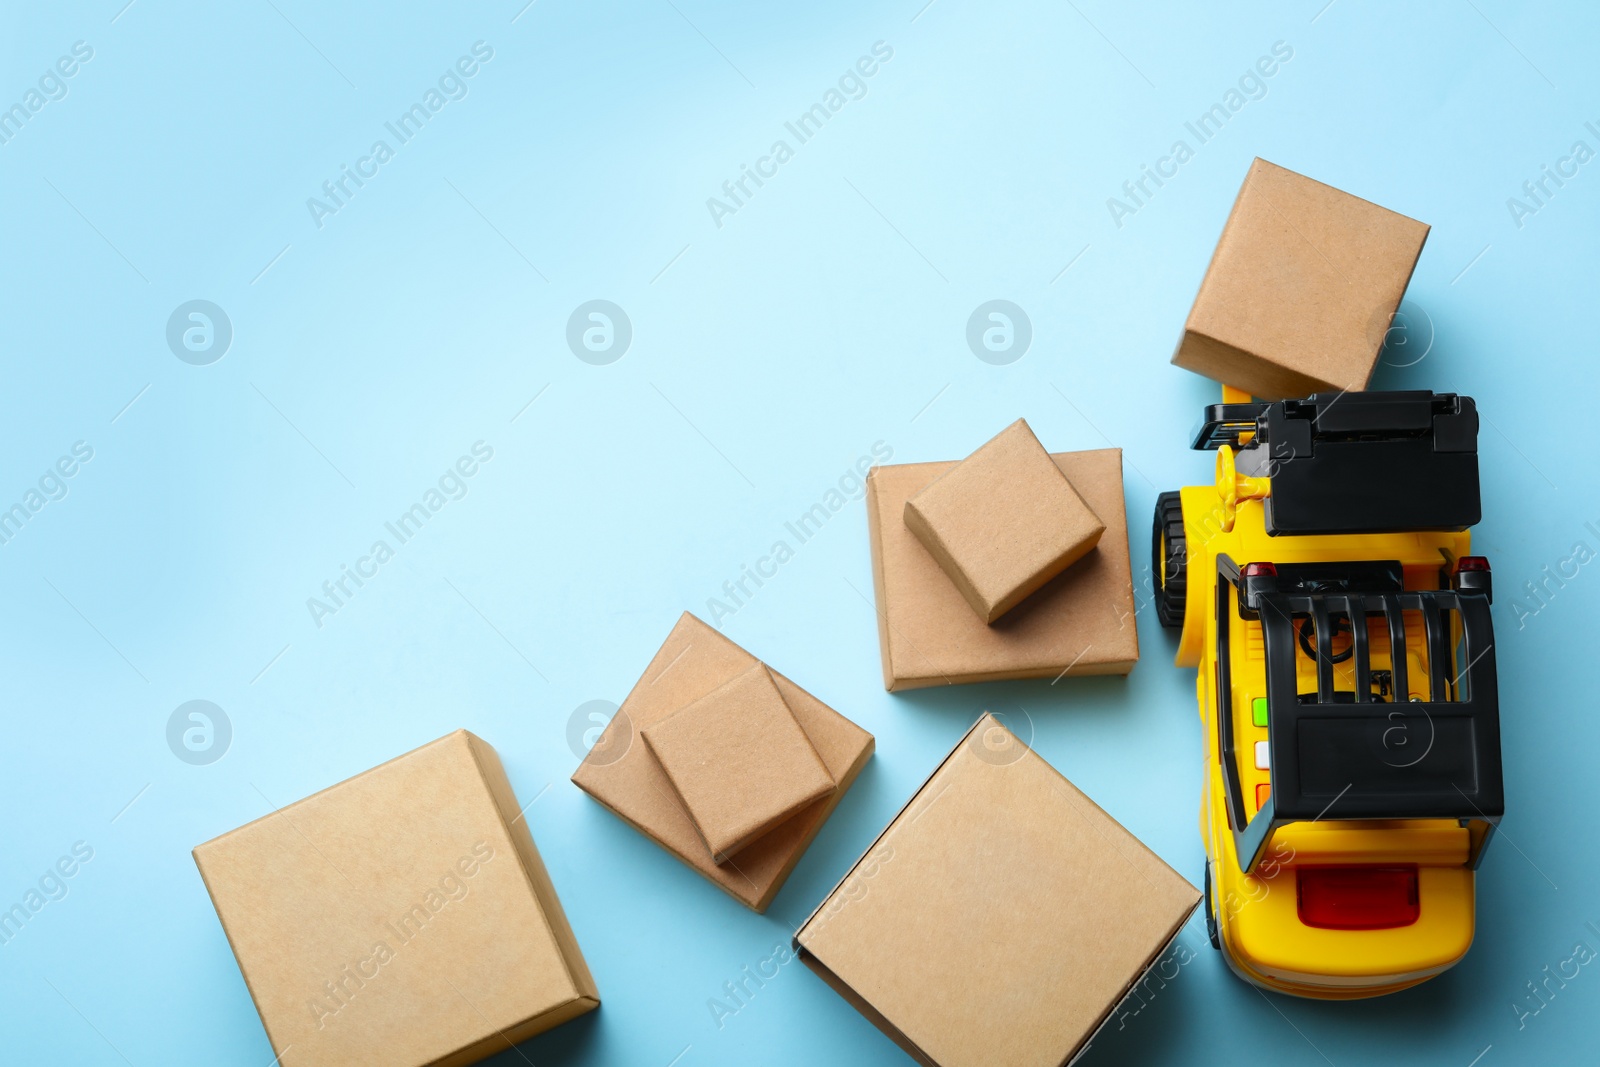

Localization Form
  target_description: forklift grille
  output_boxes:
[1216,557,1503,874]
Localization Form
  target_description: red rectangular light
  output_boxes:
[1297,866,1420,930]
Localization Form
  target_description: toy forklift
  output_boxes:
[1154,387,1503,998]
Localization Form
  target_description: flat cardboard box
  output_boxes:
[572,612,873,912]
[795,715,1199,1067]
[905,419,1104,624]
[192,731,598,1067]
[867,448,1137,691]
[1172,157,1430,400]
[642,663,835,865]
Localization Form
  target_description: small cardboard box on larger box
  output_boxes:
[795,715,1199,1067]
[641,662,836,864]
[192,731,598,1067]
[867,447,1137,690]
[904,419,1104,624]
[1172,157,1429,400]
[573,612,873,912]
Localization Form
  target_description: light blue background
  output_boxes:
[2,1,1595,1064]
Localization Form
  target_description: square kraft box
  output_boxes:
[641,663,835,865]
[903,419,1104,624]
[795,715,1199,1067]
[1172,157,1430,400]
[867,448,1137,690]
[192,731,598,1067]
[572,612,873,912]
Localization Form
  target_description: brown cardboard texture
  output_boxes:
[1172,157,1430,400]
[572,612,873,912]
[904,419,1104,624]
[867,448,1137,690]
[642,663,836,864]
[192,731,598,1067]
[795,715,1199,1067]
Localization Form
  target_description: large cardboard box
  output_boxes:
[795,715,1199,1067]
[867,448,1137,690]
[904,419,1104,624]
[192,731,598,1067]
[572,612,873,912]
[1172,157,1429,400]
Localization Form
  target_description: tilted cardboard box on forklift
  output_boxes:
[1171,157,1429,400]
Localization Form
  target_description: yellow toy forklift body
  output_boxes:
[1157,388,1502,998]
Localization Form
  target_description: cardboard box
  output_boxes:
[572,612,873,912]
[904,419,1104,624]
[795,715,1199,1067]
[192,731,598,1067]
[867,448,1137,690]
[1172,157,1430,400]
[642,663,836,865]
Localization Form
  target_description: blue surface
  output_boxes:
[2,1,1596,1064]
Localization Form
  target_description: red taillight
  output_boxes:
[1297,867,1420,930]
[1244,562,1277,578]
[1456,555,1490,573]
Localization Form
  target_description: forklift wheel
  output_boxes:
[1153,491,1187,629]
[1204,860,1221,951]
